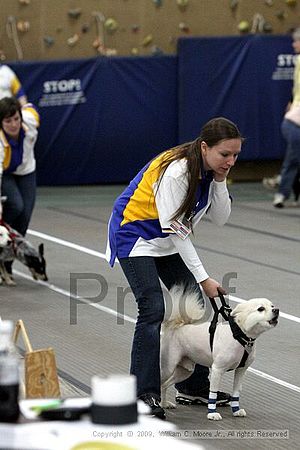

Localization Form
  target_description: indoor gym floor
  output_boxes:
[1,181,299,450]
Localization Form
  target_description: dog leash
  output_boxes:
[208,290,255,368]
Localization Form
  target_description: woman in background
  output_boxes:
[0,97,40,275]
[0,64,28,105]
[273,27,300,207]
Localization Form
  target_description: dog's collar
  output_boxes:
[228,315,256,349]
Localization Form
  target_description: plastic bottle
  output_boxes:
[0,320,20,422]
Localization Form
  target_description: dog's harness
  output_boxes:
[209,291,256,368]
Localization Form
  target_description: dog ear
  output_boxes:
[230,303,244,317]
[38,243,44,257]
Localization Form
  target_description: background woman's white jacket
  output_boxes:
[0,103,40,181]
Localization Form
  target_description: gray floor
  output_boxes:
[1,182,299,450]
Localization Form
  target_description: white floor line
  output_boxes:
[14,269,136,324]
[28,229,300,324]
[28,229,107,259]
[14,268,300,396]
[248,367,300,393]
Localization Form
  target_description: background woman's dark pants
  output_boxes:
[119,253,209,399]
[280,119,300,199]
[2,171,36,236]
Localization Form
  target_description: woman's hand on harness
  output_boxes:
[200,277,226,299]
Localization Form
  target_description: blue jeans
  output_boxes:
[119,253,209,399]
[2,171,36,236]
[279,119,300,199]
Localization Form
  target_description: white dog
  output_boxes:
[160,287,279,420]
[0,225,11,247]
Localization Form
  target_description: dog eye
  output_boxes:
[257,306,265,312]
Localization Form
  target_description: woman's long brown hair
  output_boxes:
[156,117,243,221]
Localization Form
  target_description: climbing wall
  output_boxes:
[0,0,300,61]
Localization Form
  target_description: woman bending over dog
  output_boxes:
[106,117,243,419]
[0,97,40,274]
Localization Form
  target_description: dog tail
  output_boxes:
[163,285,205,329]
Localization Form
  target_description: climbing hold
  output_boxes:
[176,0,189,11]
[17,21,30,32]
[67,8,82,19]
[131,47,139,55]
[150,45,163,56]
[81,23,90,33]
[179,22,190,32]
[43,36,55,47]
[238,20,250,33]
[93,38,106,55]
[104,18,118,33]
[142,34,153,46]
[275,10,287,20]
[285,0,297,6]
[131,24,140,33]
[152,0,163,6]
[229,0,239,11]
[263,22,273,32]
[93,38,102,49]
[67,34,79,46]
[105,48,118,56]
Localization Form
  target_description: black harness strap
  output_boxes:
[209,291,256,368]
[228,315,255,368]
[228,315,256,348]
[209,291,232,351]
[238,350,251,369]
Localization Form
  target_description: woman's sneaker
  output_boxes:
[138,394,166,420]
[175,388,230,406]
[273,193,285,208]
[263,175,281,190]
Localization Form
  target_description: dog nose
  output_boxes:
[273,308,279,316]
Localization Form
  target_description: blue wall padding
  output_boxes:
[10,35,293,185]
[11,56,178,185]
[178,35,293,160]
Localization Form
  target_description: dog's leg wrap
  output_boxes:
[207,391,222,420]
[231,395,240,413]
[231,391,246,417]
[207,391,217,414]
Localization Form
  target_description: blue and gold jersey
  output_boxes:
[106,151,215,267]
